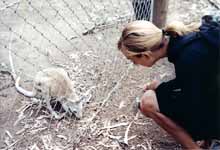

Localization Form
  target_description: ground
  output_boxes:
[0,0,219,149]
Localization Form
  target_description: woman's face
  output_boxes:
[120,39,168,67]
[121,47,155,67]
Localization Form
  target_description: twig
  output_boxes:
[14,103,33,126]
[86,146,97,150]
[56,135,68,141]
[4,137,10,147]
[137,144,148,150]
[16,103,31,113]
[73,65,133,144]
[207,0,220,10]
[133,122,149,126]
[101,72,126,107]
[15,126,28,135]
[41,135,52,150]
[146,140,153,150]
[122,114,139,145]
[30,143,40,150]
[30,127,47,134]
[100,64,133,110]
[98,142,118,148]
[101,122,129,130]
[123,122,132,145]
[5,130,13,139]
[108,134,122,141]
[128,135,137,141]
[5,139,21,149]
[81,86,96,103]
[83,65,133,124]
[14,113,25,126]
[119,101,125,109]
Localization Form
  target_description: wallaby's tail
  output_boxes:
[15,77,35,97]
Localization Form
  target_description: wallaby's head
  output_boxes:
[62,99,83,119]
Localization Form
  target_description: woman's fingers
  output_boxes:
[139,90,160,115]
[143,82,151,91]
[143,80,160,91]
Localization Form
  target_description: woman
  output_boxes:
[117,16,219,149]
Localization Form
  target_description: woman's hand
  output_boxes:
[143,79,161,91]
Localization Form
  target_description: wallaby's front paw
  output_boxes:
[51,112,64,120]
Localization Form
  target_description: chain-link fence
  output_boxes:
[0,0,155,149]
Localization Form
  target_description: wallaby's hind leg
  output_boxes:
[53,97,66,118]
[45,89,63,119]
[35,98,42,117]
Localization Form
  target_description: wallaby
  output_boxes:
[15,68,83,119]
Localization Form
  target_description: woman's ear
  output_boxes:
[144,49,162,62]
[143,51,153,59]
[144,51,152,56]
[166,31,179,37]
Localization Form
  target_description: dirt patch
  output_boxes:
[0,0,219,149]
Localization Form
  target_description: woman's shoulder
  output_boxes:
[167,32,205,63]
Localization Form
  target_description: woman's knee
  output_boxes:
[140,90,160,117]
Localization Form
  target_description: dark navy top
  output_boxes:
[155,20,220,140]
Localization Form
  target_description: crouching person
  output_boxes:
[117,16,220,149]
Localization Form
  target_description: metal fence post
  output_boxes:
[152,0,169,28]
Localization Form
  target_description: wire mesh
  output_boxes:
[0,0,154,149]
[132,0,153,20]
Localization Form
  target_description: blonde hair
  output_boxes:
[118,20,201,54]
[164,21,201,37]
